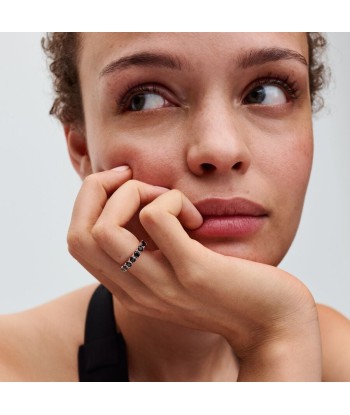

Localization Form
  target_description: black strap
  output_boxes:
[78,285,129,381]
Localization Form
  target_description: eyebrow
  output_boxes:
[99,52,192,78]
[237,47,308,69]
[99,47,308,79]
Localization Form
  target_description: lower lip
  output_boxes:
[192,215,267,238]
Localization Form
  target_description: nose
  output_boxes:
[186,103,251,176]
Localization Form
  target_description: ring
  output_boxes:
[120,240,147,272]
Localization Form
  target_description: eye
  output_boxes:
[118,84,173,112]
[129,92,167,111]
[244,85,287,106]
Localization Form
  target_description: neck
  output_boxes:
[113,298,239,382]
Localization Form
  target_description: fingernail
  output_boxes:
[112,165,130,172]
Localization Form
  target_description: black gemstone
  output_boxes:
[140,240,146,247]
[134,251,140,257]
[126,261,132,267]
[130,256,137,263]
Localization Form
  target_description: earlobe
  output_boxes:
[64,124,92,180]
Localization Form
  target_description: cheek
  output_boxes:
[131,147,182,185]
[261,127,313,198]
[263,129,313,247]
[241,130,313,267]
[91,137,184,186]
[282,133,313,194]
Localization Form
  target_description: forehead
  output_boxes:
[79,32,308,74]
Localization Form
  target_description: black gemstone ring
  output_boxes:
[120,240,147,272]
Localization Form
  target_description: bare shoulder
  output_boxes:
[0,283,99,381]
[317,303,350,381]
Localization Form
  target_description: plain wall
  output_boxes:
[0,33,349,316]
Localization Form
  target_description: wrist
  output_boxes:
[238,335,322,381]
[221,289,322,381]
[236,307,322,381]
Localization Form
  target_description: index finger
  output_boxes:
[69,167,132,233]
[139,189,204,265]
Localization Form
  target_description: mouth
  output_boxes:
[191,197,269,238]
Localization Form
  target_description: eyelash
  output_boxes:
[116,74,300,112]
[244,73,300,103]
[117,83,167,112]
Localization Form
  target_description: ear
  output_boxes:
[64,124,93,180]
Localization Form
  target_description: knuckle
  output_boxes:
[139,204,160,225]
[140,296,160,311]
[67,229,85,257]
[178,265,205,290]
[169,188,182,199]
[82,173,99,188]
[122,297,143,315]
[82,172,112,193]
[91,222,112,244]
[158,286,178,305]
[175,244,207,289]
[128,179,140,187]
[116,292,134,310]
[123,179,139,192]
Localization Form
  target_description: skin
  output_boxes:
[1,33,350,382]
[74,33,312,264]
[68,33,319,381]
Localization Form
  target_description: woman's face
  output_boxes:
[75,33,313,266]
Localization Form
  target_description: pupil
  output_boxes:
[131,94,145,111]
[250,86,266,103]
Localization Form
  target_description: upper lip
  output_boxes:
[194,197,268,217]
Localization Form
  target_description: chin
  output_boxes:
[197,238,284,266]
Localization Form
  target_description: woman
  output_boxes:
[0,32,349,381]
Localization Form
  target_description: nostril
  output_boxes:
[201,163,216,173]
[232,161,242,170]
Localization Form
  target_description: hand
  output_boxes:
[68,167,322,381]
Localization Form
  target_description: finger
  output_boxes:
[67,166,164,304]
[97,180,169,228]
[91,181,189,299]
[69,241,169,313]
[68,167,132,236]
[67,171,182,310]
[139,189,204,265]
[92,180,169,264]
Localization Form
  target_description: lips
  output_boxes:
[194,197,268,217]
[191,197,268,238]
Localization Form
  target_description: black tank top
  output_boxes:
[78,284,129,381]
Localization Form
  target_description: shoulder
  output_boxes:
[0,283,99,381]
[317,303,350,381]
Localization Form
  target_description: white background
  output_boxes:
[0,32,349,317]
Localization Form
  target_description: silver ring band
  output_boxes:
[120,240,147,272]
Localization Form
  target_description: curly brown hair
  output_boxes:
[42,33,328,125]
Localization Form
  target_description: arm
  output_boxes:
[67,168,322,381]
